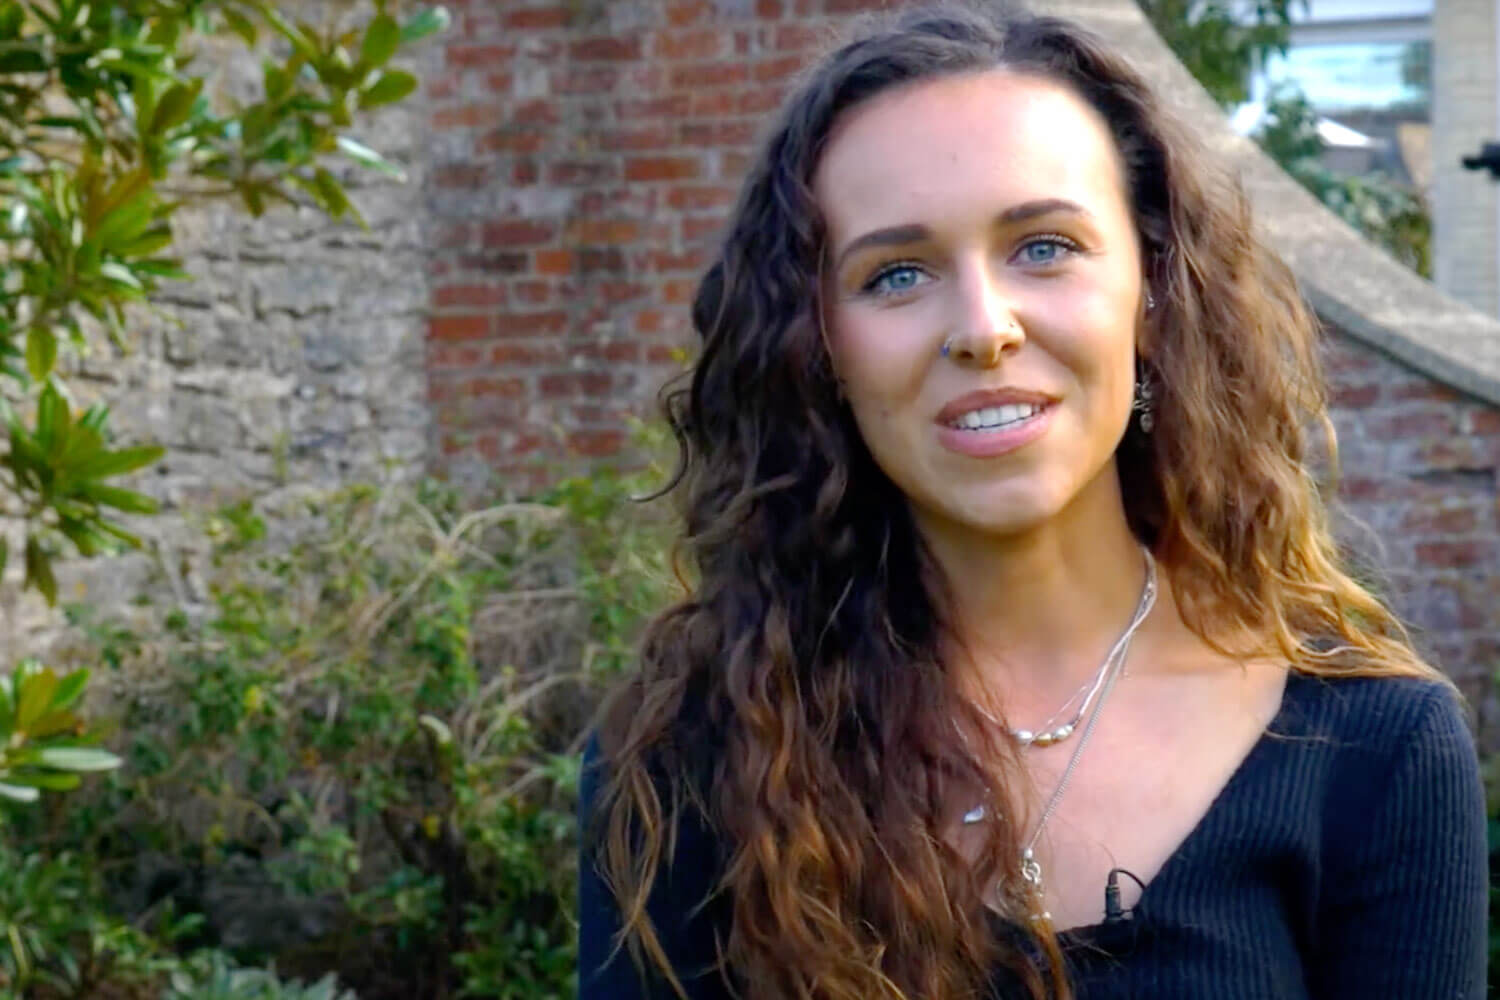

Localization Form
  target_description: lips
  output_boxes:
[934,388,1058,426]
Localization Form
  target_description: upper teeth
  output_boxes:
[952,403,1040,430]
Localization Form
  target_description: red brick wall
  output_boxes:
[424,1,880,492]
[421,1,1500,724]
[1324,334,1500,733]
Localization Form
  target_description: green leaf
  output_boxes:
[361,13,401,68]
[149,81,200,135]
[48,670,89,713]
[222,8,258,46]
[5,771,81,791]
[77,482,159,515]
[336,136,406,181]
[311,167,350,218]
[99,261,144,292]
[35,747,121,772]
[359,69,417,109]
[14,665,57,730]
[400,7,451,43]
[23,536,56,606]
[68,444,165,481]
[25,326,56,381]
[93,519,144,550]
[0,782,40,803]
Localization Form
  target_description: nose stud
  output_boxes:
[940,322,1019,360]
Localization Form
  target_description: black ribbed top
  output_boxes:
[578,672,1489,999]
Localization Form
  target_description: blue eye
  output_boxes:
[1016,235,1078,266]
[863,263,929,298]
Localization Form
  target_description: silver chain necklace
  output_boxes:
[960,547,1158,922]
[970,548,1157,748]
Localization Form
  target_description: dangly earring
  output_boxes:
[1131,362,1156,434]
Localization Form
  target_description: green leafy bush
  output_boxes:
[19,425,677,998]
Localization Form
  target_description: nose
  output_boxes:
[941,262,1023,366]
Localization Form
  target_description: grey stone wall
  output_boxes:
[0,12,437,664]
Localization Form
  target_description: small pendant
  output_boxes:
[1020,847,1043,889]
[961,804,985,825]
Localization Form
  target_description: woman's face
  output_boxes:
[814,69,1145,542]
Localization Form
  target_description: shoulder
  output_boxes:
[1278,669,1472,760]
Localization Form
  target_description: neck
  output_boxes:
[918,472,1158,720]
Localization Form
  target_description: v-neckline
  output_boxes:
[1049,668,1304,941]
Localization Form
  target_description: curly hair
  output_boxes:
[585,3,1443,998]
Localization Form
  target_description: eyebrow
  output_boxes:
[831,198,1095,272]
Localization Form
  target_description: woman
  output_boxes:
[577,3,1489,998]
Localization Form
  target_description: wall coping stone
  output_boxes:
[1041,0,1500,407]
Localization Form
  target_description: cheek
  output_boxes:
[830,313,931,414]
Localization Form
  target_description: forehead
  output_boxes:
[812,69,1130,239]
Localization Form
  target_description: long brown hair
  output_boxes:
[585,3,1441,998]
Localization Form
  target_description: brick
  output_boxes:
[457,251,530,275]
[667,184,738,211]
[1361,408,1457,440]
[625,156,702,182]
[1387,379,1461,403]
[428,315,489,342]
[665,2,713,28]
[756,0,784,16]
[1328,382,1379,408]
[754,54,805,84]
[577,248,628,275]
[546,159,620,186]
[503,6,573,29]
[669,63,750,89]
[429,343,486,369]
[773,23,826,51]
[568,35,644,61]
[1470,408,1500,434]
[431,163,491,189]
[539,372,617,398]
[678,120,757,147]
[482,219,558,247]
[432,222,474,249]
[483,72,513,94]
[574,341,642,362]
[478,129,546,154]
[618,94,693,120]
[566,429,627,457]
[447,44,514,69]
[736,88,785,114]
[512,99,561,126]
[595,125,675,152]
[593,281,650,304]
[513,280,555,304]
[494,311,570,337]
[463,375,527,398]
[652,28,725,60]
[434,283,508,309]
[1415,540,1498,569]
[641,247,713,273]
[564,219,642,245]
[490,341,566,366]
[511,159,540,186]
[1400,503,1481,536]
[535,250,573,276]
[663,278,698,304]
[646,342,688,363]
[681,216,724,243]
[826,0,895,11]
[432,104,494,130]
[554,65,621,95]
[690,92,738,116]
